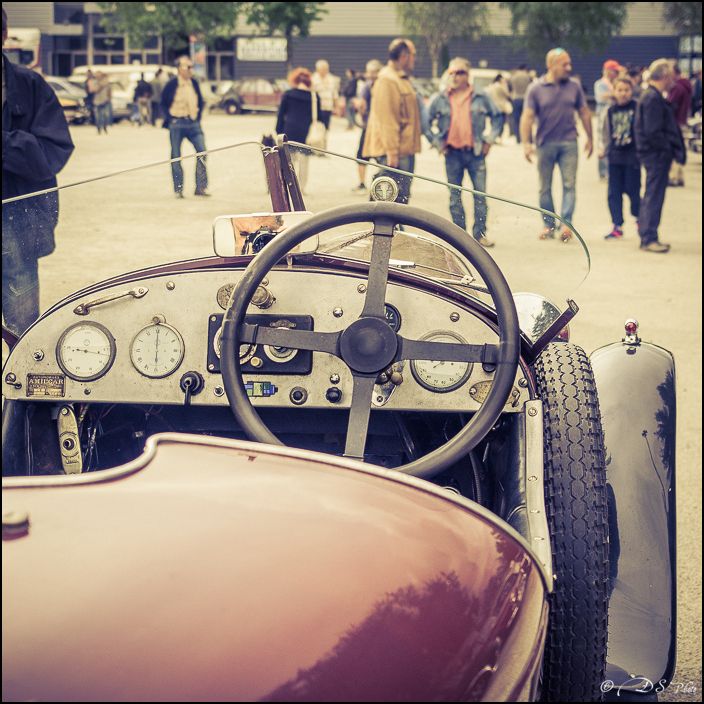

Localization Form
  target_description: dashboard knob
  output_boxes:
[325,387,342,403]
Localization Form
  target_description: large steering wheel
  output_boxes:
[220,202,519,479]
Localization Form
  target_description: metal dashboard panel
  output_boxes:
[4,269,529,411]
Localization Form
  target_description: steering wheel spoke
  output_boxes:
[398,338,498,364]
[239,323,340,356]
[343,374,377,460]
[359,217,395,319]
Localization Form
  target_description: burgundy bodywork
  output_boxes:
[3,435,547,702]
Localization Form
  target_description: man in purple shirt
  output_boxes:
[520,48,593,241]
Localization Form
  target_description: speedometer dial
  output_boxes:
[130,323,185,378]
[56,322,116,381]
[410,331,473,392]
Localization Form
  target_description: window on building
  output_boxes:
[94,37,124,52]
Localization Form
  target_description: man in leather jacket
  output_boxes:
[634,59,686,253]
[2,8,75,336]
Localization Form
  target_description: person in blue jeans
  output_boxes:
[599,77,640,239]
[520,48,593,242]
[160,56,208,198]
[423,58,503,247]
[2,8,74,337]
[594,60,622,179]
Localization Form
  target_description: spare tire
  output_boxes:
[534,343,609,702]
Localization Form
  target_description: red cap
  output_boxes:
[603,60,622,71]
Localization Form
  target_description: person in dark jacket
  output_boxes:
[634,59,686,253]
[2,8,75,337]
[666,62,693,186]
[160,56,208,198]
[275,68,321,193]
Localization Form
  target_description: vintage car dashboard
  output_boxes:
[3,261,531,413]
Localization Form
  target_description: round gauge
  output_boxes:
[216,283,236,310]
[410,331,473,392]
[384,303,402,332]
[56,322,116,381]
[213,326,257,364]
[370,176,399,202]
[130,323,185,378]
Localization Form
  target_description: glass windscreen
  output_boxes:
[3,139,589,336]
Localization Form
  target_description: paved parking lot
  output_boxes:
[7,110,704,700]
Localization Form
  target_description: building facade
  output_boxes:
[3,1,700,97]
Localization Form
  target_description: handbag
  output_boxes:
[306,90,327,149]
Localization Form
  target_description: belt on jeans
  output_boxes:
[446,145,473,152]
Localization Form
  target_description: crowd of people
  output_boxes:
[290,40,697,256]
[82,67,170,132]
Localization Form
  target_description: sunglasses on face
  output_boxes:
[449,70,468,76]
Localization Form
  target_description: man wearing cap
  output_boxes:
[595,60,622,179]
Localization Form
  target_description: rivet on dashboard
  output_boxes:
[261,278,269,286]
[357,284,366,293]
[166,281,175,290]
[528,475,538,482]
[519,378,528,388]
[208,364,215,371]
[61,407,69,415]
[450,312,460,322]
[214,385,225,397]
[250,357,263,368]
[528,407,538,416]
[5,373,17,383]
[330,373,341,384]
[84,389,91,395]
[333,307,343,317]
[211,315,217,322]
[32,350,45,361]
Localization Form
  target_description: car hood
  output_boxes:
[3,434,548,702]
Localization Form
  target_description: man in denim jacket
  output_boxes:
[423,58,502,247]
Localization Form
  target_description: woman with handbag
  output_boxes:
[275,68,322,193]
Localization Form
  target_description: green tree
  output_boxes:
[246,2,328,71]
[662,2,702,35]
[501,2,629,64]
[394,2,489,79]
[95,2,245,54]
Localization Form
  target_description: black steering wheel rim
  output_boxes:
[220,202,520,479]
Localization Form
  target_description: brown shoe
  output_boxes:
[559,226,573,243]
[641,241,670,253]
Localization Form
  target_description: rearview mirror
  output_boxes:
[213,211,314,257]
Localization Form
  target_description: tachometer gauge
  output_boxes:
[410,331,473,392]
[56,322,116,381]
[130,323,185,378]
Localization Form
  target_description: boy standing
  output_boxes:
[599,77,640,239]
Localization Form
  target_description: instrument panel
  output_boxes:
[4,267,529,411]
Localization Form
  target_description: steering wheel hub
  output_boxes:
[339,317,398,374]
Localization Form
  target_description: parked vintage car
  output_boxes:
[45,76,90,124]
[2,138,676,702]
[217,76,289,114]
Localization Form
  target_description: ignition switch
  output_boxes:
[180,371,204,405]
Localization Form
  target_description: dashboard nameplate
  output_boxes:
[26,373,66,398]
